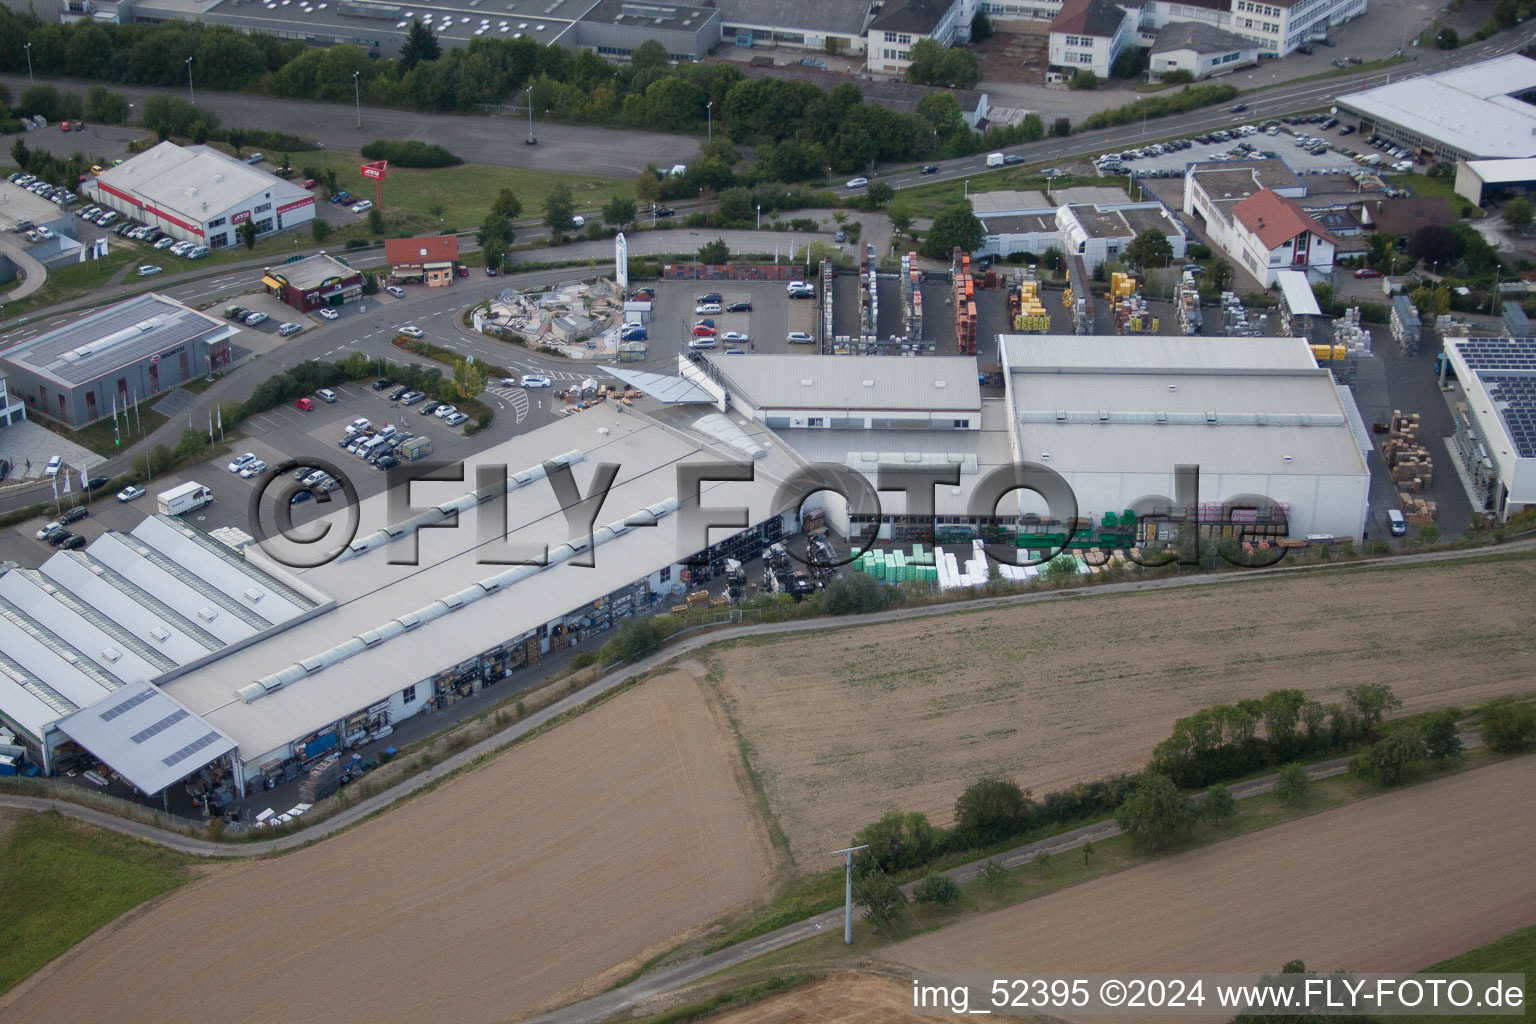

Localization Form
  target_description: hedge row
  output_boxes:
[359,139,464,168]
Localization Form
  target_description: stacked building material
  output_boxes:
[298,754,340,803]
[1332,307,1373,357]
[1219,292,1267,336]
[1391,295,1421,356]
[1174,271,1202,335]
[1384,410,1434,494]
[1108,272,1156,334]
[820,257,835,346]
[1398,493,1438,525]
[952,247,977,354]
[901,252,922,339]
[853,546,938,585]
[1013,278,1049,332]
[858,243,877,336]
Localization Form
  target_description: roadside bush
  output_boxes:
[1348,728,1428,785]
[1273,762,1310,805]
[953,778,1034,846]
[1202,784,1236,824]
[1080,84,1238,131]
[1160,70,1195,85]
[912,871,962,905]
[359,139,464,167]
[1115,771,1196,850]
[1479,697,1536,752]
[855,811,946,873]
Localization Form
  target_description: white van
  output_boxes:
[345,416,371,435]
[359,435,388,458]
[986,152,1005,167]
[1386,509,1407,536]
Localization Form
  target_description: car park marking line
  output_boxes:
[486,386,529,424]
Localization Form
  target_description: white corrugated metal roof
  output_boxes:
[711,355,982,412]
[55,680,236,796]
[1001,334,1320,373]
[94,142,309,222]
[1274,270,1322,317]
[1463,158,1536,185]
[1336,55,1536,158]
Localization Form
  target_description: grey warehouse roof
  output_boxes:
[267,253,360,292]
[1335,54,1536,159]
[1151,21,1257,54]
[0,293,236,387]
[95,142,305,220]
[715,0,873,36]
[55,680,236,796]
[708,354,982,411]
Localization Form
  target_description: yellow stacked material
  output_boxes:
[1063,288,1073,307]
[1017,280,1046,316]
[1310,344,1348,362]
[1014,314,1051,331]
[1109,272,1136,298]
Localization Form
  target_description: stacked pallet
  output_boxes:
[1383,410,1434,492]
[1013,279,1049,332]
[1399,493,1438,525]
[952,247,977,355]
[299,754,341,803]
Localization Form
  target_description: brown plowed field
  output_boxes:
[1,669,777,1024]
[702,975,917,1022]
[890,757,1536,1012]
[713,555,1536,864]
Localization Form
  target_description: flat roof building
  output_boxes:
[1453,157,1536,207]
[262,253,365,313]
[1148,22,1260,80]
[1444,336,1536,520]
[717,0,875,52]
[572,0,721,61]
[86,142,316,249]
[1056,202,1189,272]
[0,293,236,426]
[1001,334,1371,539]
[1335,55,1536,163]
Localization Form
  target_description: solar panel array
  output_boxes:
[9,296,224,385]
[1455,337,1536,458]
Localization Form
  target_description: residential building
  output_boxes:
[1147,22,1260,79]
[85,141,315,249]
[866,0,979,76]
[1336,55,1536,164]
[1357,196,1456,239]
[0,293,236,426]
[1048,0,1140,81]
[261,253,364,313]
[1200,187,1337,286]
[385,236,460,287]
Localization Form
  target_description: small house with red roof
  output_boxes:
[385,235,460,287]
[1202,187,1336,287]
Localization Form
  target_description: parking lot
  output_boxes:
[644,278,826,359]
[1095,118,1386,182]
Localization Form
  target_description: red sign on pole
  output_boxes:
[360,160,387,181]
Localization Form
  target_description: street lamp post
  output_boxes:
[185,56,194,105]
[526,86,536,145]
[23,42,33,87]
[756,204,761,229]
[319,141,326,174]
[706,101,712,143]
[352,71,362,129]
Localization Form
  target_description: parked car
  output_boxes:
[419,401,442,416]
[228,452,258,473]
[332,190,352,204]
[486,266,498,276]
[722,331,749,344]
[36,521,65,541]
[319,307,339,320]
[691,324,716,337]
[170,241,194,256]
[696,292,722,304]
[242,311,268,326]
[345,417,372,434]
[246,152,265,165]
[1353,267,1383,279]
[350,200,374,214]
[786,331,815,344]
[695,303,722,315]
[920,164,939,174]
[61,505,89,524]
[375,455,401,471]
[433,404,458,419]
[389,385,409,400]
[84,476,109,492]
[49,530,76,547]
[154,237,178,250]
[316,388,338,403]
[187,246,209,259]
[278,322,304,337]
[456,265,470,278]
[399,325,424,338]
[787,281,814,298]
[687,336,717,349]
[137,265,162,277]
[295,397,316,411]
[443,412,469,427]
[386,285,405,298]
[726,300,752,312]
[400,390,425,404]
[371,379,395,391]
[302,178,318,190]
[116,485,146,502]
[520,374,552,388]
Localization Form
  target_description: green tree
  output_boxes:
[935,47,981,89]
[635,170,661,207]
[238,220,257,250]
[954,778,1033,845]
[1503,197,1534,234]
[1494,0,1519,27]
[865,181,895,208]
[855,811,945,872]
[1020,112,1045,141]
[913,871,962,905]
[1111,47,1145,79]
[1480,697,1536,752]
[1435,26,1459,49]
[543,182,575,241]
[903,38,946,85]
[85,85,130,124]
[1202,784,1237,824]
[978,859,1009,898]
[1273,763,1310,805]
[1349,729,1427,785]
[1069,70,1099,90]
[1051,116,1072,137]
[1115,772,1196,850]
[478,213,516,268]
[1162,69,1195,85]
[1422,710,1463,760]
[489,188,523,222]
[311,218,333,243]
[971,10,995,40]
[855,870,908,928]
[697,237,729,263]
[398,18,441,70]
[889,204,914,241]
[603,195,636,228]
[1125,228,1173,270]
[918,203,983,259]
[367,206,385,235]
[1082,840,1095,867]
[227,128,246,157]
[1033,848,1053,878]
[190,120,210,145]
[1345,684,1401,731]
[452,358,487,401]
[631,39,669,72]
[17,85,61,120]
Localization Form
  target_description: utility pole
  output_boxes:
[526,85,536,145]
[706,101,713,143]
[185,56,194,105]
[829,845,870,945]
[24,42,33,87]
[353,71,362,128]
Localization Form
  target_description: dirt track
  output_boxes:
[714,555,1536,864]
[890,757,1536,1004]
[1,670,775,1024]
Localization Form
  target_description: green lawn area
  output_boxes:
[1394,172,1482,217]
[1378,924,1536,1024]
[0,811,193,993]
[2,244,145,319]
[29,400,168,460]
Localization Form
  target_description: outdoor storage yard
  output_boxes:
[710,553,1536,866]
[0,671,778,1023]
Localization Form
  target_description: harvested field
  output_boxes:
[888,756,1536,1012]
[712,555,1536,864]
[698,975,915,1023]
[1,669,777,1024]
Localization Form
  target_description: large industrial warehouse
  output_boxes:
[1443,335,1536,520]
[87,142,316,248]
[0,340,1374,805]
